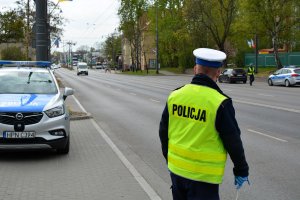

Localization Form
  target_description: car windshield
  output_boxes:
[233,69,245,74]
[0,70,57,94]
[78,65,87,69]
[294,69,300,74]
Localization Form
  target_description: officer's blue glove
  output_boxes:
[234,176,250,189]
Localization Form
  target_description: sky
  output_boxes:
[0,0,120,52]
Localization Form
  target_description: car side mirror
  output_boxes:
[63,87,74,100]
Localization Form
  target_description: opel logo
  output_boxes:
[16,113,24,120]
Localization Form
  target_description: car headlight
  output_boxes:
[45,105,65,118]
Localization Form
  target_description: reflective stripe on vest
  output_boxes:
[167,84,228,184]
[248,67,254,75]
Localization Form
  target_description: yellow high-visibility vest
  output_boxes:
[248,67,255,75]
[167,84,228,184]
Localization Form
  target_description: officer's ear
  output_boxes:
[193,65,197,75]
[216,68,221,76]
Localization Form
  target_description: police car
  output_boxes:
[0,61,74,154]
[268,67,300,87]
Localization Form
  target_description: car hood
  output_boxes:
[0,94,59,112]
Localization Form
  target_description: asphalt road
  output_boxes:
[57,68,300,200]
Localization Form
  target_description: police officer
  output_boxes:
[159,48,249,200]
[247,63,255,86]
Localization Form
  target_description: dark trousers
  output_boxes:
[249,75,254,86]
[170,172,220,200]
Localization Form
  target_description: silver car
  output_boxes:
[0,61,74,154]
[268,68,300,87]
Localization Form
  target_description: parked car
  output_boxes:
[76,62,88,75]
[268,67,300,87]
[95,63,104,69]
[0,61,74,153]
[218,68,247,83]
[283,65,298,68]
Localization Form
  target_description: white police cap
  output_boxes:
[193,48,227,68]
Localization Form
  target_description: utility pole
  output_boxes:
[66,41,75,68]
[35,0,48,61]
[25,0,30,60]
[155,1,159,74]
[255,33,258,73]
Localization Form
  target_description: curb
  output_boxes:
[70,112,93,121]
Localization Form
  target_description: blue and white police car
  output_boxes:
[0,61,74,154]
[268,67,300,87]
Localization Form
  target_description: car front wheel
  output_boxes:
[285,80,290,87]
[268,79,273,86]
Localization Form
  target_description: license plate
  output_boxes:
[237,75,243,77]
[3,131,36,139]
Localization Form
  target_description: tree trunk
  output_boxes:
[272,33,283,69]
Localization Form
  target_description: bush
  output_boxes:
[1,46,26,60]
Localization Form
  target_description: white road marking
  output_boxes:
[73,95,161,200]
[91,119,162,200]
[150,99,160,103]
[129,92,137,96]
[234,99,300,114]
[258,93,274,97]
[72,95,87,113]
[247,129,288,142]
[222,89,232,92]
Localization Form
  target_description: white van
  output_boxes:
[77,62,88,76]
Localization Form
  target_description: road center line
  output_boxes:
[150,99,160,103]
[222,89,232,92]
[73,95,161,200]
[258,93,274,97]
[247,129,288,142]
[234,99,300,114]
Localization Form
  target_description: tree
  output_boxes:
[103,34,122,67]
[0,10,24,43]
[243,0,299,69]
[118,0,148,71]
[184,0,238,66]
[148,0,190,71]
[15,0,66,59]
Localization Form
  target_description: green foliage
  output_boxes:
[0,10,25,43]
[103,34,122,66]
[1,46,26,60]
[117,0,300,70]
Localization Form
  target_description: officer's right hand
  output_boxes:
[234,176,250,189]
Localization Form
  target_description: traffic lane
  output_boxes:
[89,72,300,111]
[235,101,300,140]
[219,82,300,109]
[58,70,300,199]
[219,105,300,200]
[58,71,173,199]
[58,69,175,107]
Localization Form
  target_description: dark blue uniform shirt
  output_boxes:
[159,74,249,177]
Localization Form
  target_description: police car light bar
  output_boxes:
[0,60,51,68]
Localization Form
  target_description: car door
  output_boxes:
[272,69,282,85]
[278,69,290,85]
